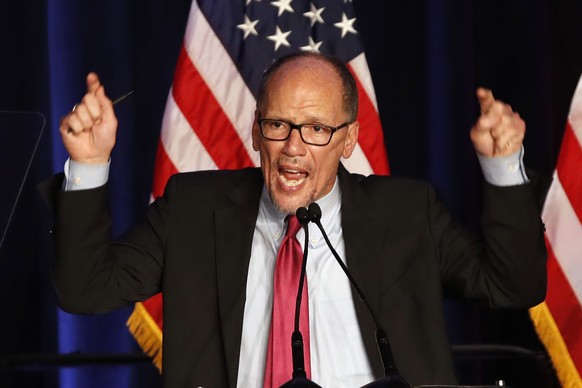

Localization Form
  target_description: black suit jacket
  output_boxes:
[49,165,547,387]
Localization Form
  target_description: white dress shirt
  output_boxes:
[236,181,373,387]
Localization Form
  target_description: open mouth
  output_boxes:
[278,167,308,189]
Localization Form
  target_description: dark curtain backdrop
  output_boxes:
[1,1,581,387]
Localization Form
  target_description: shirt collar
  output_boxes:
[260,186,288,242]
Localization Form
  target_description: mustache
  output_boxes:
[275,157,309,169]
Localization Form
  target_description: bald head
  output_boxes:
[256,53,359,122]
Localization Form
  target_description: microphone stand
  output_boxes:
[280,208,322,388]
[307,203,411,388]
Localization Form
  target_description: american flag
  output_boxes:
[127,0,389,369]
[530,74,582,386]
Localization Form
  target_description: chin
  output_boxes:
[273,200,304,215]
[271,192,311,215]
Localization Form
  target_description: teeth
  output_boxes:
[280,174,306,187]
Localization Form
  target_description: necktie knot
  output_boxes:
[286,215,302,238]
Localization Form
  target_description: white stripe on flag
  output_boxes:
[543,172,582,307]
[341,144,374,176]
[161,93,218,171]
[349,53,379,112]
[569,75,582,139]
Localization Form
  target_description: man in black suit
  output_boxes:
[52,53,546,387]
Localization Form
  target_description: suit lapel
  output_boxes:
[338,165,387,379]
[214,168,264,387]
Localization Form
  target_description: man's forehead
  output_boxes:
[256,54,348,118]
[266,61,341,96]
[271,56,335,78]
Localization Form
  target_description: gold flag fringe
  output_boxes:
[529,302,582,388]
[127,302,163,371]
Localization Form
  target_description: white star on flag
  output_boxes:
[300,36,323,53]
[303,4,325,27]
[334,12,357,38]
[267,26,292,51]
[271,0,294,17]
[237,15,259,39]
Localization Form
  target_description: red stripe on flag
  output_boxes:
[172,45,254,170]
[152,140,179,199]
[545,240,582,370]
[556,122,582,224]
[349,66,390,175]
[142,293,164,331]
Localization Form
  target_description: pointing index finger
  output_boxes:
[477,87,495,114]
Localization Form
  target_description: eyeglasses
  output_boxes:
[257,118,351,146]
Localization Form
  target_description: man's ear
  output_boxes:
[252,110,260,151]
[342,121,359,159]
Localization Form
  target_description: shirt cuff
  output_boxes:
[63,158,110,191]
[477,147,529,186]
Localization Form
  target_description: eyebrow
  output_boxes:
[263,115,336,124]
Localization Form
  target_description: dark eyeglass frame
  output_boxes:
[257,118,351,146]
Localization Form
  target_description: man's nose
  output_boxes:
[283,128,306,155]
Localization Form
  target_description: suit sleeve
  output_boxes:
[50,174,176,314]
[433,179,547,308]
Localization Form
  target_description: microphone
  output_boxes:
[307,203,411,388]
[280,207,322,388]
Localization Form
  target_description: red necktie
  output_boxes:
[263,216,311,387]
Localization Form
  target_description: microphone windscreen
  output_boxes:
[295,207,310,225]
[307,203,322,223]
